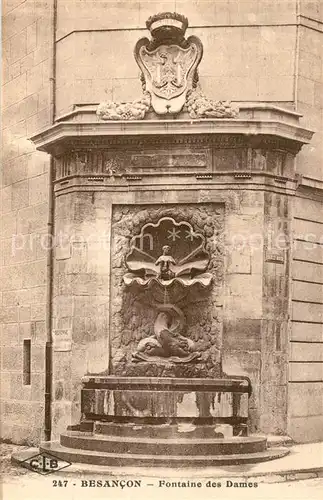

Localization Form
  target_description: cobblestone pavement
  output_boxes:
[1,443,322,500]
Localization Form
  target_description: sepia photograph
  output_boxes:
[1,1,323,499]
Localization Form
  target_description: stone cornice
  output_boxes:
[29,105,320,199]
[53,172,301,199]
[300,176,323,191]
[54,174,323,202]
[296,176,323,201]
[29,105,314,156]
[31,120,313,152]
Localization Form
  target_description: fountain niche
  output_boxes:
[111,207,223,378]
[33,10,313,466]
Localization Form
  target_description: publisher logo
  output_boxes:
[20,451,71,475]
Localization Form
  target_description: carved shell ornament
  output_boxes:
[123,217,213,292]
[97,12,238,120]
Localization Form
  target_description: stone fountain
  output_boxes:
[42,211,289,466]
[23,11,314,467]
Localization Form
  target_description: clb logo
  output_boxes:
[21,452,71,475]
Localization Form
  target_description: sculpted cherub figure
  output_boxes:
[155,245,176,281]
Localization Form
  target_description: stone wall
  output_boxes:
[51,191,111,439]
[1,0,53,444]
[289,195,323,442]
[221,190,264,433]
[296,2,323,180]
[259,192,291,435]
[289,0,322,441]
[54,0,298,116]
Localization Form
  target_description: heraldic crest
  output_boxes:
[134,13,203,114]
[97,12,238,119]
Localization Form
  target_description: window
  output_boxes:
[23,339,31,385]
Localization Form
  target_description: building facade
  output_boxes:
[1,0,323,447]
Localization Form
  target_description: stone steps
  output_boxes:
[60,430,267,456]
[40,441,290,467]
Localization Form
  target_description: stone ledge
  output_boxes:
[29,105,314,156]
[53,179,302,200]
[30,119,313,154]
[81,376,250,391]
[56,103,303,125]
[298,176,323,198]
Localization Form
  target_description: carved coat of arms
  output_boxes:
[136,43,201,113]
[134,13,203,114]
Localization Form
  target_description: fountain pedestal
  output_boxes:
[40,375,290,466]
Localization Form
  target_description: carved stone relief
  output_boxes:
[186,89,238,119]
[97,92,151,121]
[54,148,211,181]
[110,204,224,378]
[54,141,298,184]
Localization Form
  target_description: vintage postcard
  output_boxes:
[1,1,323,499]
